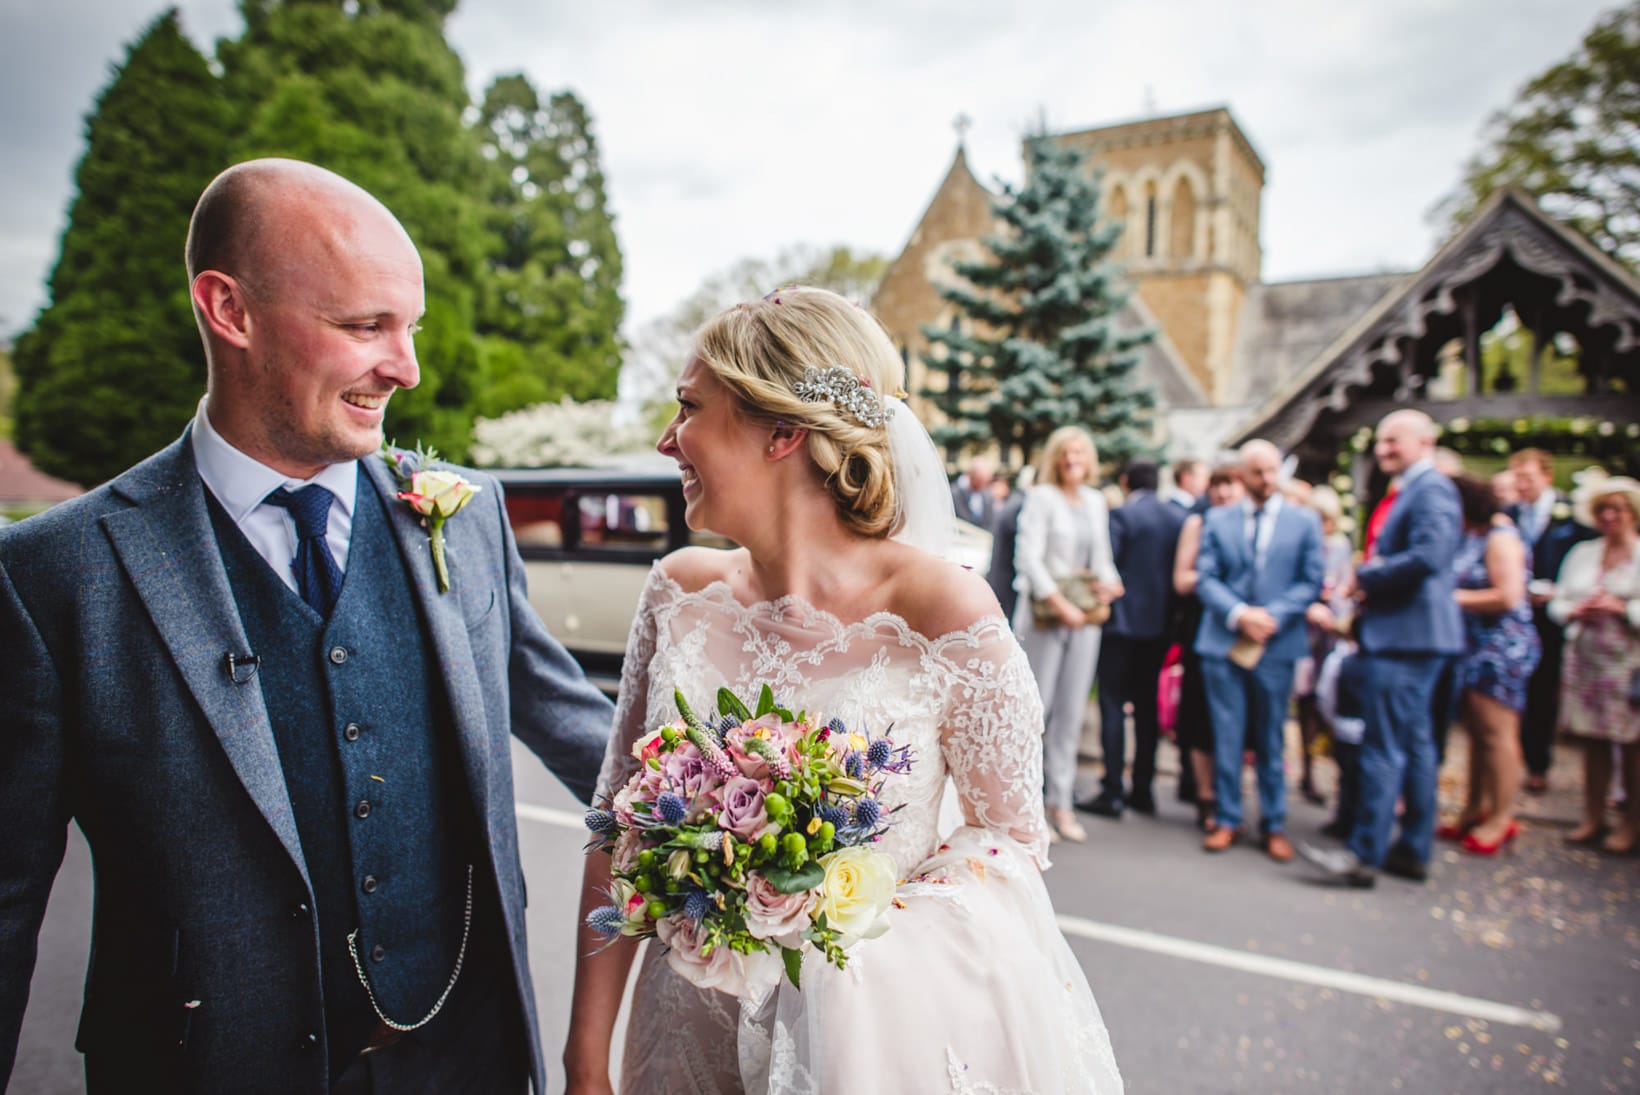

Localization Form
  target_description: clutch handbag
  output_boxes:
[1032,572,1111,628]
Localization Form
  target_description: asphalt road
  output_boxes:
[13,734,1639,1094]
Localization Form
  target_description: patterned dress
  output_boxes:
[1453,526,1541,713]
[596,565,1122,1094]
[1554,539,1640,745]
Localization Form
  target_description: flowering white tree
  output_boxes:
[470,398,654,467]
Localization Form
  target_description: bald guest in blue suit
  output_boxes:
[1302,410,1463,889]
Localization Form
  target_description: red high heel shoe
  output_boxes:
[1437,815,1486,842]
[1460,820,1520,856]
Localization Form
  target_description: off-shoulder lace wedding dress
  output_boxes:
[595,566,1122,1095]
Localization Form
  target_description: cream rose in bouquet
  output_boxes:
[584,684,912,999]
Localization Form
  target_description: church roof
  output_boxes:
[1224,271,1408,408]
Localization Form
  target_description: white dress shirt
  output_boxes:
[190,397,358,593]
[1520,488,1555,546]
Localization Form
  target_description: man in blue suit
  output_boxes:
[1083,458,1186,818]
[1194,441,1324,862]
[1302,410,1463,888]
[0,160,614,1092]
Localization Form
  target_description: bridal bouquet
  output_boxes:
[583,685,913,999]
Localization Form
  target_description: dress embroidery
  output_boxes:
[598,565,1121,1095]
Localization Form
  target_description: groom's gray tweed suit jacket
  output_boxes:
[0,431,613,1093]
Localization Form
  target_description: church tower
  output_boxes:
[1051,106,1265,401]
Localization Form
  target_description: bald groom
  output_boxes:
[0,159,614,1094]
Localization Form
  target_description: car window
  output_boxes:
[577,492,670,552]
[506,490,565,547]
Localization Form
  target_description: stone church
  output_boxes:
[871,105,1640,471]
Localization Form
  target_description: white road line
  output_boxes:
[517,802,590,830]
[1055,914,1563,1033]
[514,801,1562,1034]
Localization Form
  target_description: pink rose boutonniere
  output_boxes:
[382,441,481,593]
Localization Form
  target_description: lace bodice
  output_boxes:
[596,565,1051,874]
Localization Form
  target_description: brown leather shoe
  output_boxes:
[1263,832,1295,863]
[1202,825,1237,852]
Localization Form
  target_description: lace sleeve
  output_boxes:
[935,619,1053,866]
[593,563,668,802]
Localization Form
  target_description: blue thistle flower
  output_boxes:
[866,738,893,770]
[827,717,847,734]
[685,889,711,922]
[584,808,618,834]
[854,797,882,830]
[818,803,849,828]
[656,791,687,827]
[716,715,738,738]
[586,904,625,938]
[845,752,865,779]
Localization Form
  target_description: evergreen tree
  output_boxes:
[217,0,496,458]
[17,0,628,476]
[12,9,233,485]
[920,137,1156,471]
[1435,2,1639,271]
[475,76,625,412]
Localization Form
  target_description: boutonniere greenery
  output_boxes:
[381,441,481,593]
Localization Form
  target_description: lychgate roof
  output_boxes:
[1231,189,1640,460]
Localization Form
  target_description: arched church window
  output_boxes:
[1171,177,1196,259]
[1144,182,1158,257]
[1108,185,1130,258]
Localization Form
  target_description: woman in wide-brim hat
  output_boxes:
[1549,475,1640,853]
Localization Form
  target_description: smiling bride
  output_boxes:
[562,287,1122,1095]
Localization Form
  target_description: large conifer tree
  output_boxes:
[16,0,627,477]
[475,76,625,411]
[12,9,233,485]
[921,137,1157,471]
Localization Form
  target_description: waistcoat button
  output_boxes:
[361,874,378,894]
[343,722,362,742]
[370,943,387,963]
[354,799,371,819]
[329,646,348,665]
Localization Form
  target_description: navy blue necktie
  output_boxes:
[265,485,343,616]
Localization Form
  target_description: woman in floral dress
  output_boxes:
[1550,476,1640,854]
[1442,475,1539,855]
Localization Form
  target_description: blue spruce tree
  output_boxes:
[921,137,1157,471]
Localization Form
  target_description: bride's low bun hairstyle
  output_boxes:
[692,287,905,538]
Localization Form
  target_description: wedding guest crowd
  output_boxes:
[971,413,1635,878]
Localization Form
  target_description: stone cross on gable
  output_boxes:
[953,112,972,147]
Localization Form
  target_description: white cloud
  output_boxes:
[0,0,1615,340]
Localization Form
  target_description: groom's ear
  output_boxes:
[191,271,253,349]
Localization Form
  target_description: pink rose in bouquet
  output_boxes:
[715,776,775,842]
[584,684,914,999]
[741,872,814,947]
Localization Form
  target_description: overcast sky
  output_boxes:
[0,0,1617,344]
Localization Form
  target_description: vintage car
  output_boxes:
[494,466,993,693]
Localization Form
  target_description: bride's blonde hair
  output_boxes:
[692,287,904,537]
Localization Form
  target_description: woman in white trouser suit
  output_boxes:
[1014,426,1122,843]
